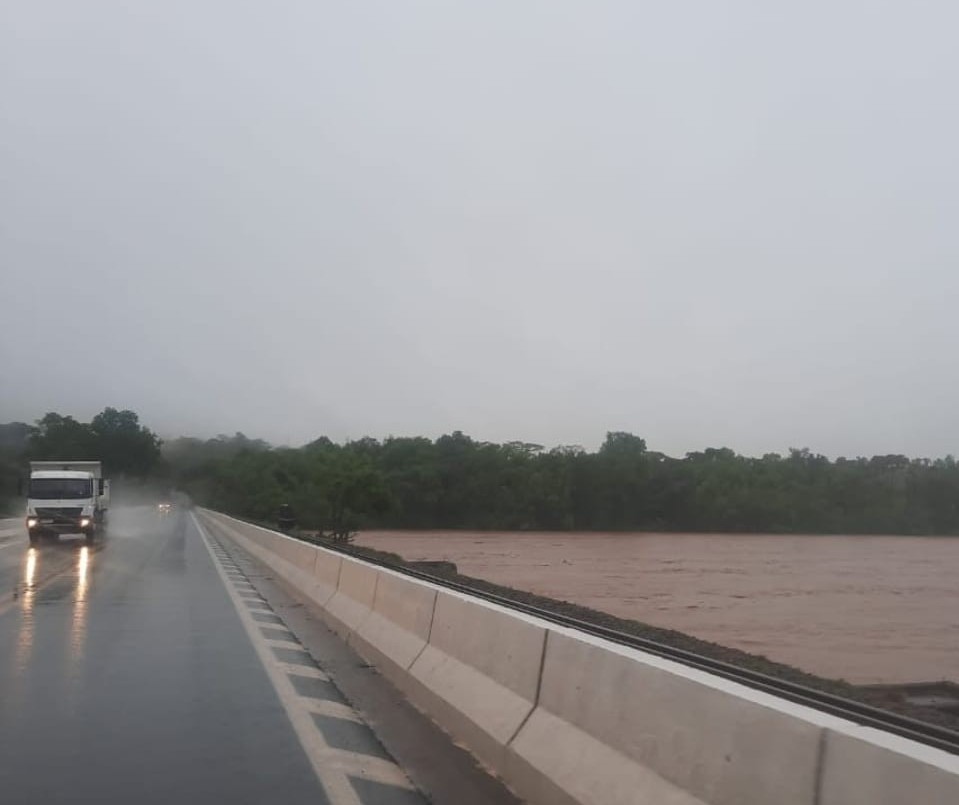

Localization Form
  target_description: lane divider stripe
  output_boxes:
[193,513,418,803]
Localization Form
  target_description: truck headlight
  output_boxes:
[27,518,38,529]
[80,518,91,528]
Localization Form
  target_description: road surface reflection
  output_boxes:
[13,548,39,673]
[70,546,91,664]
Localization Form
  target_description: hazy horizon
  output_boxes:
[4,3,958,459]
[7,406,959,462]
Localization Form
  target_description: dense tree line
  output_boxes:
[0,423,30,514]
[0,410,162,512]
[165,430,959,535]
[27,409,163,477]
[5,410,959,534]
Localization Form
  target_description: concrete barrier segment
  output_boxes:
[506,707,706,805]
[508,629,824,805]
[818,725,959,805]
[352,572,438,687]
[406,591,547,772]
[324,559,379,637]
[311,551,341,606]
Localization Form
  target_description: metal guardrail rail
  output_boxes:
[308,538,959,756]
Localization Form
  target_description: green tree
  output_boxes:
[28,413,96,460]
[26,408,162,477]
[160,426,959,536]
[90,408,162,477]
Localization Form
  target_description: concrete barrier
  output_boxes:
[312,550,342,607]
[198,512,332,607]
[351,572,437,687]
[197,510,959,805]
[819,726,959,805]
[507,629,831,805]
[324,559,378,636]
[273,536,318,596]
[201,510,262,554]
[407,591,547,772]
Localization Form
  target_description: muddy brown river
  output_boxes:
[355,530,959,685]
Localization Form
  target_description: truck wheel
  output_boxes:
[85,532,96,546]
[28,532,39,547]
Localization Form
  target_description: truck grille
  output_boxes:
[35,507,82,523]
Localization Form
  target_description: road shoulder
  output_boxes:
[205,517,521,805]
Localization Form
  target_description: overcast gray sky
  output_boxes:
[2,2,958,457]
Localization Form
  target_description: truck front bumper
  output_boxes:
[27,518,95,537]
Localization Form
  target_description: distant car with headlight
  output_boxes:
[157,501,173,515]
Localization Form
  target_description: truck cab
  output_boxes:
[25,461,109,546]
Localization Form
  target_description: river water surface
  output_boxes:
[355,530,959,685]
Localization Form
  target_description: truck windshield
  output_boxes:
[29,478,93,499]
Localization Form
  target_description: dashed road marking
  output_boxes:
[312,714,392,760]
[271,646,318,667]
[288,673,348,703]
[193,513,424,805]
[250,611,285,625]
[260,626,298,643]
[277,662,329,679]
[306,698,364,723]
[350,777,429,805]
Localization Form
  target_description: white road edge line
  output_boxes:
[193,513,363,805]
[192,513,417,802]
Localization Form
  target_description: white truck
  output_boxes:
[25,461,110,545]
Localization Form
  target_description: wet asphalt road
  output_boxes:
[0,508,330,804]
